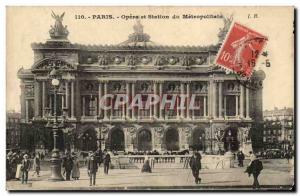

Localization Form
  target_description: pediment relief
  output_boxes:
[32,58,76,71]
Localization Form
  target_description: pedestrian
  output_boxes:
[41,152,45,161]
[21,154,31,184]
[237,150,245,167]
[87,152,98,186]
[14,153,22,180]
[103,150,111,175]
[72,154,80,180]
[285,151,291,163]
[32,154,41,177]
[95,148,103,167]
[141,156,152,173]
[189,151,202,184]
[149,156,155,169]
[245,155,263,189]
[6,154,12,180]
[62,153,73,181]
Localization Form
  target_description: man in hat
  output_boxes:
[62,152,73,181]
[237,150,245,167]
[21,154,31,184]
[245,154,263,189]
[103,150,111,175]
[87,152,98,186]
[189,150,202,184]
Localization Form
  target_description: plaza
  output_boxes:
[6,159,294,191]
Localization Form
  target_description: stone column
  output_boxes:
[20,83,26,120]
[126,82,131,119]
[65,81,69,117]
[186,81,191,119]
[235,95,239,117]
[240,84,244,118]
[224,96,227,116]
[25,99,29,122]
[180,82,185,118]
[49,95,52,115]
[34,80,41,117]
[75,80,81,118]
[122,97,126,119]
[159,82,163,119]
[218,81,223,118]
[153,81,158,119]
[82,96,86,117]
[177,96,180,119]
[104,81,108,120]
[71,81,75,118]
[212,81,217,118]
[246,88,250,118]
[131,82,136,119]
[62,94,65,111]
[208,80,212,117]
[98,82,103,118]
[204,96,207,117]
[150,99,153,119]
[110,95,113,118]
[42,81,46,118]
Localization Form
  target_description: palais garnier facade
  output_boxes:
[17,13,265,154]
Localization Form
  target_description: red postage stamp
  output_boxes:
[215,22,268,78]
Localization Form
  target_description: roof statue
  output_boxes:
[133,20,144,34]
[218,14,233,43]
[49,11,69,40]
[119,20,155,47]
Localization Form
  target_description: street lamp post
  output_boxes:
[199,136,202,151]
[47,67,64,181]
[208,117,213,154]
[227,130,233,152]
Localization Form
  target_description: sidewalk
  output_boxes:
[6,159,294,191]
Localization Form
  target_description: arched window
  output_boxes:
[189,128,205,151]
[137,129,152,151]
[110,128,125,151]
[165,128,179,151]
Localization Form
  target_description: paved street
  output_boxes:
[7,159,294,191]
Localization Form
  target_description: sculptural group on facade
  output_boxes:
[49,11,69,39]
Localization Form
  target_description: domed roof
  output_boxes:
[253,70,266,80]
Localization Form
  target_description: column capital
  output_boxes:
[128,80,137,84]
[153,80,162,84]
[183,80,192,84]
[156,80,164,84]
[215,79,224,83]
[99,80,109,84]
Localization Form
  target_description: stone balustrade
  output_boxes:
[110,154,234,170]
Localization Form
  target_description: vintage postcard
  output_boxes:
[6,6,295,191]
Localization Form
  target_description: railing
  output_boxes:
[117,155,191,164]
[113,154,234,169]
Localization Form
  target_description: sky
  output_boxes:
[6,6,294,112]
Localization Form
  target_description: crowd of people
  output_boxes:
[61,149,112,185]
[6,150,43,182]
[6,149,112,186]
[7,148,293,189]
